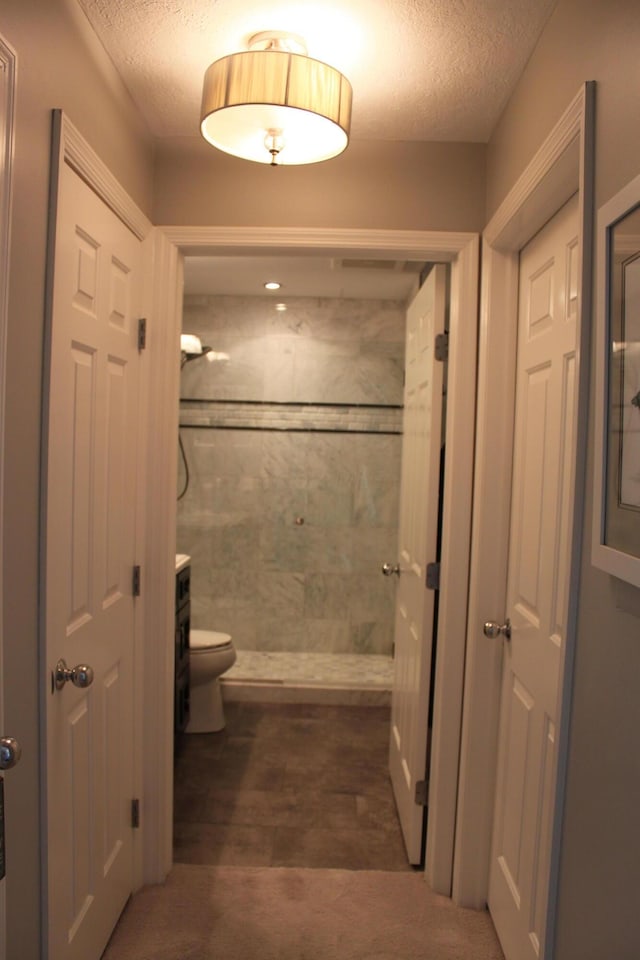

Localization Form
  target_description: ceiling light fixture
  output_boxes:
[200,31,352,167]
[264,281,281,290]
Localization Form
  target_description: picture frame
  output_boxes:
[593,171,640,586]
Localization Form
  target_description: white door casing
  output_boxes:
[43,157,143,960]
[155,228,477,892]
[488,195,580,960]
[389,265,447,864]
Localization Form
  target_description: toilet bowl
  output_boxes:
[187,629,236,733]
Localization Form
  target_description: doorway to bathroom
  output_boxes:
[174,253,445,870]
[151,223,478,895]
[176,255,425,709]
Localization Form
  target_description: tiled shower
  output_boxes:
[176,293,405,695]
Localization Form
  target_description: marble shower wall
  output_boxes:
[177,295,405,657]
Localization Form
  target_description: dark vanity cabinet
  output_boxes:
[175,563,191,735]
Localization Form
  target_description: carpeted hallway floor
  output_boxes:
[102,702,504,959]
[102,863,505,960]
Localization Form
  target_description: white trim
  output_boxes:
[57,111,152,241]
[150,224,479,897]
[452,242,519,907]
[486,87,586,252]
[425,237,479,892]
[453,82,594,943]
[161,225,474,260]
[592,171,640,586]
[0,31,16,958]
[138,229,182,886]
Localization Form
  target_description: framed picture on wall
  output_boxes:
[593,171,640,586]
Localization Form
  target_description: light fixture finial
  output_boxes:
[264,129,285,167]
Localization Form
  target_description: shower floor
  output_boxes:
[221,651,394,707]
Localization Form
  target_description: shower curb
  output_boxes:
[220,678,391,707]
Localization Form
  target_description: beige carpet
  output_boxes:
[103,864,504,960]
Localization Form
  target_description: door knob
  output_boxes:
[483,619,511,641]
[381,563,401,577]
[0,737,21,770]
[53,659,95,692]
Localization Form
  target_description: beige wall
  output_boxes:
[486,1,640,956]
[154,136,486,232]
[487,0,640,216]
[1,2,153,957]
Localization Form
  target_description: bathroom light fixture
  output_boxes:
[264,281,281,290]
[200,31,352,166]
[180,333,212,368]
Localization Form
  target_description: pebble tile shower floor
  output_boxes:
[173,701,411,872]
[225,650,394,688]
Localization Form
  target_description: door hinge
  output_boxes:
[415,780,429,806]
[426,561,440,590]
[131,798,140,829]
[137,317,147,352]
[434,332,448,362]
[132,565,141,597]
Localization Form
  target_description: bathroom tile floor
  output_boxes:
[173,701,413,872]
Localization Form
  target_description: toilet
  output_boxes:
[187,629,237,733]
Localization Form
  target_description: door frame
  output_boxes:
[453,81,595,934]
[0,31,16,956]
[149,225,480,895]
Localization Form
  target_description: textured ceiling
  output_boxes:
[77,0,557,143]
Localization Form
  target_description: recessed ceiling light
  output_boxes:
[264,281,281,290]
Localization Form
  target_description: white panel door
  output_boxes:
[488,195,579,959]
[389,265,446,864]
[44,161,142,960]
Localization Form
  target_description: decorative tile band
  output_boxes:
[179,399,403,435]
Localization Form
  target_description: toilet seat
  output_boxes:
[190,628,232,653]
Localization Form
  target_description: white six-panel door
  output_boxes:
[44,160,142,960]
[389,264,446,864]
[488,195,579,959]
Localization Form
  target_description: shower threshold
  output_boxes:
[221,650,393,707]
